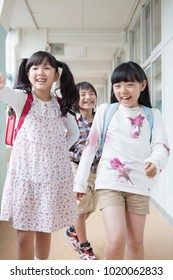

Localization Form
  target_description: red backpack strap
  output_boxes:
[14,92,33,140]
[56,96,61,104]
[74,115,78,124]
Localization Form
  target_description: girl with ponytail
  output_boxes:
[0,51,79,260]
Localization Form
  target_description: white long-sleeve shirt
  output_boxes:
[73,103,170,196]
[0,86,79,149]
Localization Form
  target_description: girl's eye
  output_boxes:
[89,92,96,96]
[127,83,134,87]
[113,84,120,89]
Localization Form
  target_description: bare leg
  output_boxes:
[17,230,35,260]
[101,206,126,260]
[35,232,51,260]
[126,212,146,260]
[74,213,89,243]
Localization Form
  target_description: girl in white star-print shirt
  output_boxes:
[73,61,170,260]
[0,51,79,260]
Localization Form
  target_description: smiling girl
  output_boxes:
[0,51,79,260]
[66,81,99,260]
[73,62,170,260]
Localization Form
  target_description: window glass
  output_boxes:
[145,66,152,98]
[130,17,141,63]
[152,0,161,48]
[134,17,141,64]
[152,56,162,111]
[144,1,151,60]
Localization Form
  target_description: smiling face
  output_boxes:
[112,80,147,108]
[27,58,59,96]
[79,87,97,112]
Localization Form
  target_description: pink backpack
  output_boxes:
[5,92,33,146]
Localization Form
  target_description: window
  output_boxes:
[144,56,162,111]
[128,0,162,112]
[143,1,151,60]
[130,17,141,64]
[152,0,161,49]
[152,56,162,111]
[145,66,152,98]
[143,0,161,61]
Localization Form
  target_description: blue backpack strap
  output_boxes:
[100,103,119,152]
[142,105,154,144]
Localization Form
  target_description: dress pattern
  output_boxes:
[0,95,77,232]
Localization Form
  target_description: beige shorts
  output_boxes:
[97,189,150,215]
[71,162,98,214]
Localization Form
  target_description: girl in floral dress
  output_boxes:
[0,51,79,260]
[73,61,170,260]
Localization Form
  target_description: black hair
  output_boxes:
[74,81,97,113]
[14,51,79,116]
[110,61,152,108]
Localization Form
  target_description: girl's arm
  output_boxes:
[73,103,107,194]
[64,113,80,149]
[145,108,170,175]
[0,75,27,118]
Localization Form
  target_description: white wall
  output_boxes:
[142,0,173,222]
[163,38,173,219]
[158,0,173,220]
[0,24,7,206]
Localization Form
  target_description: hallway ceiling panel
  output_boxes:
[9,0,139,87]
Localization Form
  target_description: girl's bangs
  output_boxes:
[77,82,97,96]
[26,52,57,71]
[111,67,136,84]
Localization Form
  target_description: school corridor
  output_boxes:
[0,202,173,260]
[1,0,173,261]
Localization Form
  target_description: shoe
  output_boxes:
[65,226,80,251]
[78,242,97,260]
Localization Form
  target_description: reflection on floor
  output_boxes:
[0,203,173,260]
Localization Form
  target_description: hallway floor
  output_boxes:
[0,202,173,260]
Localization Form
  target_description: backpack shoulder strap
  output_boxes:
[141,105,154,143]
[100,103,119,152]
[56,96,62,104]
[14,92,33,140]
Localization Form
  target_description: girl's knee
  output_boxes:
[108,233,126,249]
[17,230,34,246]
[128,239,143,250]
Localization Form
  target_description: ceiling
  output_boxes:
[9,0,139,88]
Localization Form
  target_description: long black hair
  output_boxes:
[110,61,152,108]
[14,51,79,116]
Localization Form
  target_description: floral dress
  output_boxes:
[0,94,77,232]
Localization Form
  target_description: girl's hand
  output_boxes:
[0,73,5,88]
[74,192,86,201]
[145,162,157,178]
